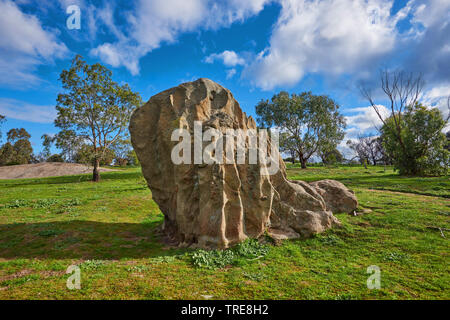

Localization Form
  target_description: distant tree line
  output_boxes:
[0,128,33,166]
[1,62,449,178]
[0,118,139,168]
[0,55,142,182]
[255,69,449,176]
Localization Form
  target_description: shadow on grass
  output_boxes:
[0,220,183,260]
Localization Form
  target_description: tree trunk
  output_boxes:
[300,157,307,169]
[93,158,100,182]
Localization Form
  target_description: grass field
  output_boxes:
[0,165,448,299]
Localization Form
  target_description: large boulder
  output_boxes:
[309,180,358,214]
[129,78,358,249]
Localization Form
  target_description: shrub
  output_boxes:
[47,154,64,162]
[381,104,449,176]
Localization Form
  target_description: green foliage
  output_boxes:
[191,239,269,269]
[242,271,268,282]
[191,249,235,269]
[127,149,140,166]
[445,131,450,151]
[382,251,410,263]
[1,198,82,213]
[55,55,142,180]
[151,256,178,264]
[47,154,64,162]
[318,148,344,165]
[317,234,344,245]
[32,199,61,208]
[0,114,5,141]
[7,128,30,142]
[37,229,64,237]
[1,274,41,287]
[111,139,133,166]
[80,260,107,270]
[41,134,53,159]
[0,128,33,165]
[234,238,270,258]
[11,139,33,165]
[278,132,297,163]
[381,104,449,176]
[54,129,84,162]
[0,142,16,165]
[127,265,150,272]
[2,199,30,208]
[74,144,115,166]
[256,91,346,168]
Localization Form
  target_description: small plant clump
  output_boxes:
[0,198,82,215]
[80,260,108,270]
[2,199,30,208]
[190,239,270,269]
[382,251,410,263]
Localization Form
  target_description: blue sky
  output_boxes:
[0,0,449,155]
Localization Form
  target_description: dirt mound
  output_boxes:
[0,162,116,180]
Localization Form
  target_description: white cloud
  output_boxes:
[91,0,270,74]
[206,0,272,27]
[345,105,389,135]
[244,0,402,90]
[0,98,56,123]
[91,43,141,75]
[421,85,450,123]
[57,0,84,9]
[421,85,450,105]
[205,50,246,67]
[226,68,237,79]
[0,0,68,87]
[410,0,450,29]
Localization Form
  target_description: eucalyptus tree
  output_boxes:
[0,128,33,165]
[0,114,5,142]
[256,91,346,169]
[55,55,142,181]
[41,134,54,159]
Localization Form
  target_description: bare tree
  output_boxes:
[346,134,383,166]
[360,70,424,153]
[361,70,450,175]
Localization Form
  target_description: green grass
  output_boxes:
[0,165,448,299]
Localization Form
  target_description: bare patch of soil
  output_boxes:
[0,162,116,180]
